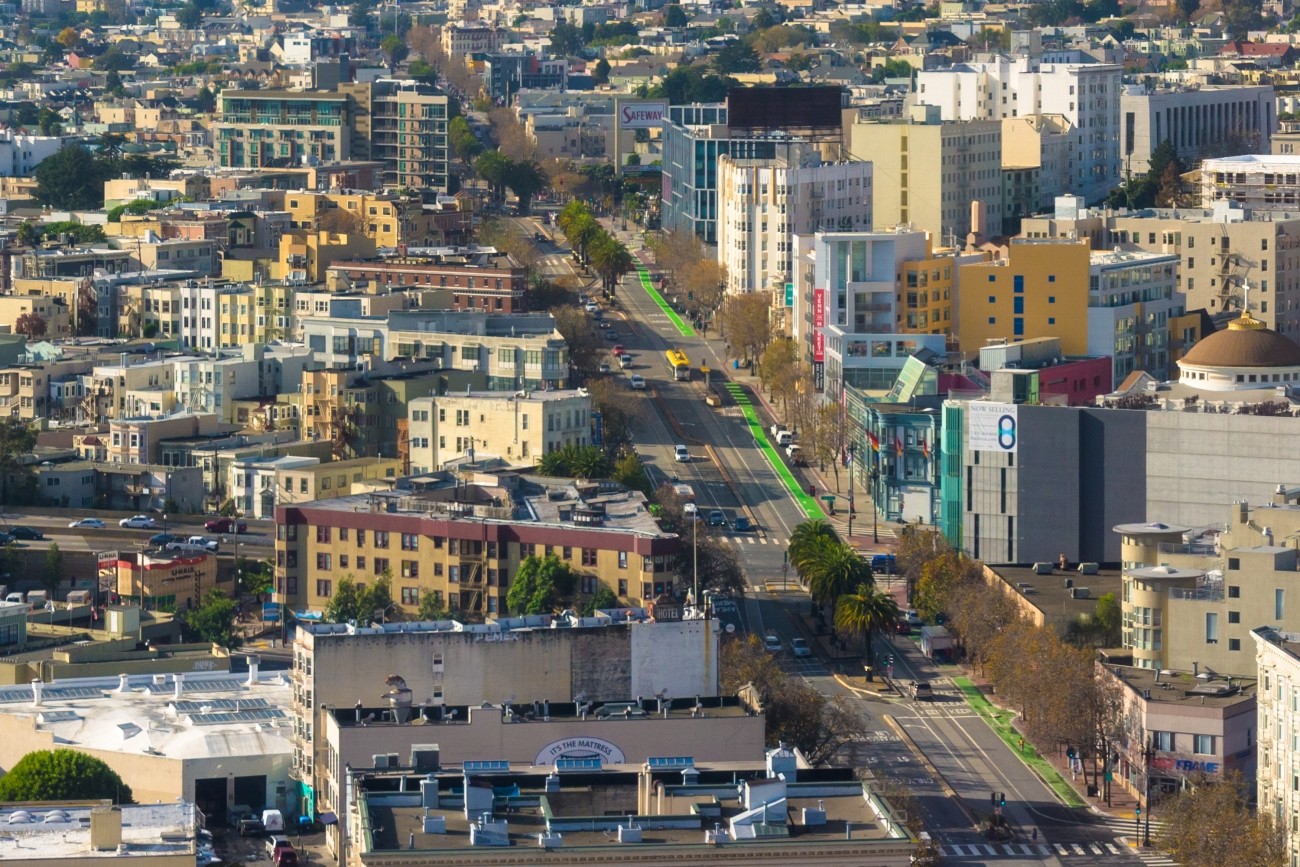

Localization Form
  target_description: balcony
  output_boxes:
[1169,586,1224,602]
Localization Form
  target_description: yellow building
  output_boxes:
[283,191,403,248]
[275,456,403,505]
[898,240,990,341]
[275,230,376,284]
[215,283,293,348]
[957,240,1091,355]
[0,294,72,340]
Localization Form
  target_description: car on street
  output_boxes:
[732,517,754,533]
[619,354,633,369]
[149,533,180,548]
[119,515,159,529]
[204,517,248,534]
[629,374,646,390]
[763,632,783,654]
[598,362,611,374]
[682,502,700,520]
[604,329,619,341]
[166,536,220,554]
[68,518,105,529]
[911,681,934,701]
[708,510,726,527]
[583,303,599,314]
[5,526,42,541]
[674,444,690,463]
[790,637,812,658]
[534,232,547,243]
[612,344,625,356]
[903,609,923,628]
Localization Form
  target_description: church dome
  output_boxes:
[1179,311,1300,369]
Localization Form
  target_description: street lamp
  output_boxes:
[1141,741,1155,847]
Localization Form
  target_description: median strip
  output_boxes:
[634,263,694,337]
[723,382,820,519]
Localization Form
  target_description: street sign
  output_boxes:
[263,603,282,623]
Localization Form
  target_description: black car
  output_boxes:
[6,526,43,541]
[149,532,180,547]
[732,517,754,533]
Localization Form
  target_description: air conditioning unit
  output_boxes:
[1071,587,1091,599]
[1031,562,1054,575]
[1077,562,1099,575]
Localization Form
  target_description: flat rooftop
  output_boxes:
[331,695,749,729]
[991,563,1124,630]
[0,802,198,860]
[1109,664,1256,709]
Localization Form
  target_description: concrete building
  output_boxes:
[106,550,218,611]
[898,239,986,341]
[273,456,403,507]
[792,229,946,397]
[1088,249,1182,383]
[1001,113,1078,212]
[230,454,321,520]
[716,146,873,295]
[915,53,1123,203]
[0,802,201,865]
[848,107,1003,243]
[343,79,452,192]
[1019,198,1300,339]
[1121,83,1275,176]
[407,390,593,473]
[1201,154,1300,213]
[215,90,352,168]
[274,474,681,620]
[1255,625,1300,865]
[981,337,1114,406]
[0,130,66,177]
[288,611,716,821]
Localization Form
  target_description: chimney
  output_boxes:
[1192,661,1199,676]
[31,678,42,707]
[246,656,260,687]
[173,673,185,700]
[117,673,131,693]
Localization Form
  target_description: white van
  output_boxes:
[66,590,91,605]
[774,430,793,447]
[3,592,21,605]
[25,590,47,609]
[261,809,285,833]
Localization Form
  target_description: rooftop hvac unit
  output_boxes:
[1071,587,1091,599]
[1078,562,1100,575]
[1031,562,1055,575]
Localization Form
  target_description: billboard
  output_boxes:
[619,102,666,129]
[813,288,826,328]
[812,329,825,363]
[727,86,844,137]
[968,402,1018,453]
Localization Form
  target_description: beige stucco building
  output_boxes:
[407,390,593,473]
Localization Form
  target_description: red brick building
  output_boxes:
[327,249,529,312]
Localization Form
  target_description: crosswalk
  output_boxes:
[935,839,1178,863]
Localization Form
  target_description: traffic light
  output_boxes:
[1067,747,1076,760]
[999,793,1006,808]
[1135,805,1141,817]
[990,792,997,807]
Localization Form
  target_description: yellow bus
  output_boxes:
[665,349,691,381]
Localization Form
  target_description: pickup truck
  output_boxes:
[165,536,219,554]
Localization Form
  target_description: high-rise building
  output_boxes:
[848,106,1002,243]
[916,53,1122,203]
[716,145,873,295]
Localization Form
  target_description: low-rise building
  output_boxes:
[328,248,529,313]
[408,390,592,473]
[107,550,220,611]
[0,801,201,865]
[1201,154,1300,213]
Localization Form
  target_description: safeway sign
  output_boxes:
[620,102,666,129]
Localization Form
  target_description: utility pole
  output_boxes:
[692,516,698,614]
[847,444,855,539]
[870,467,879,544]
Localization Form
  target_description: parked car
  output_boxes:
[267,836,293,860]
[629,374,646,390]
[5,526,42,541]
[732,517,754,533]
[872,554,898,574]
[682,502,700,520]
[238,816,265,837]
[68,518,105,529]
[119,515,159,529]
[674,444,690,463]
[150,533,181,548]
[205,517,248,534]
[708,510,726,527]
[903,609,923,628]
[789,637,812,658]
[763,633,783,654]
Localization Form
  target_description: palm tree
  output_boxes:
[835,583,899,680]
[589,233,633,294]
[787,519,839,580]
[503,160,549,214]
[473,150,511,202]
[806,542,873,610]
[564,213,601,265]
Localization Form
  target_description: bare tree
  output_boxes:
[720,292,773,368]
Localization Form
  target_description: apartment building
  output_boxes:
[791,229,947,397]
[1201,154,1300,213]
[131,236,219,279]
[716,146,873,295]
[1254,626,1300,866]
[0,129,66,177]
[407,390,593,473]
[848,107,1003,243]
[0,295,71,340]
[916,52,1123,203]
[1121,83,1275,175]
[300,311,569,390]
[1020,197,1300,338]
[441,24,500,55]
[898,238,986,340]
[215,90,352,169]
[291,291,411,340]
[172,344,314,424]
[106,413,223,466]
[231,454,321,520]
[90,354,182,421]
[273,475,681,620]
[1002,113,1078,212]
[15,247,132,281]
[328,247,529,312]
[342,79,451,192]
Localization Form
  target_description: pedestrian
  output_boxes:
[1018,736,1025,752]
[1032,829,1038,842]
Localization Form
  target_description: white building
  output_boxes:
[231,454,321,519]
[915,53,1123,203]
[0,130,67,177]
[1256,626,1300,867]
[716,148,873,295]
[171,344,313,424]
[793,229,946,397]
[408,389,593,474]
[1122,83,1275,176]
[1088,250,1182,382]
[1200,154,1300,213]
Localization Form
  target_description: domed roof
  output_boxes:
[1179,311,1300,368]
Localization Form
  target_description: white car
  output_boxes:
[683,502,699,519]
[674,444,690,463]
[629,374,646,390]
[618,354,633,369]
[68,518,106,529]
[119,515,159,529]
[764,633,783,654]
[790,637,812,658]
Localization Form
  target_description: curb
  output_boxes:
[883,713,981,831]
[832,672,900,702]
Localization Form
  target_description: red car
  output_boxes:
[612,344,625,356]
[204,518,248,534]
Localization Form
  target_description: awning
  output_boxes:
[319,812,338,826]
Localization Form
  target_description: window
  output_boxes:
[375,531,390,548]
[1278,589,1287,620]
[316,580,332,597]
[316,553,332,570]
[356,555,366,570]
[374,557,389,575]
[357,530,366,545]
[618,551,628,569]
[1206,612,1219,643]
[1228,611,1240,624]
[1193,734,1215,755]
[339,555,349,569]
[401,533,419,551]
[401,560,419,578]
[1229,638,1241,651]
[582,548,597,567]
[1228,585,1240,598]
[1151,731,1173,751]
[1228,557,1240,570]
[315,526,331,543]
[401,587,419,605]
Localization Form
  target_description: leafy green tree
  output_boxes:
[664,4,688,26]
[448,116,482,162]
[324,574,364,623]
[610,450,652,497]
[380,34,408,69]
[0,419,36,505]
[549,21,585,55]
[649,64,734,104]
[417,589,451,621]
[182,589,242,649]
[507,554,576,615]
[92,46,135,71]
[37,108,62,137]
[34,145,112,210]
[0,750,132,803]
[1093,592,1121,645]
[15,221,38,248]
[1157,770,1286,867]
[1175,0,1199,20]
[834,583,899,679]
[40,543,63,596]
[581,584,619,615]
[503,160,548,213]
[787,519,839,580]
[804,541,872,610]
[105,69,125,96]
[593,58,611,85]
[588,231,633,294]
[713,41,760,73]
[474,150,512,201]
